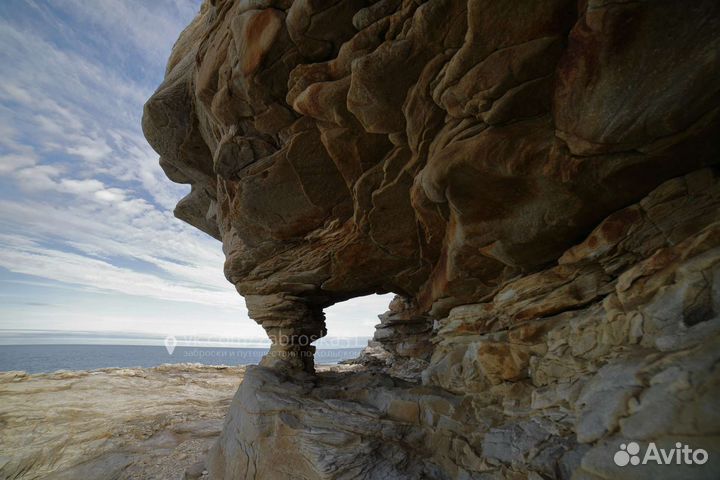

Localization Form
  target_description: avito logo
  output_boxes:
[614,442,709,467]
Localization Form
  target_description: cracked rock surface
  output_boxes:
[143,0,720,478]
[0,364,243,480]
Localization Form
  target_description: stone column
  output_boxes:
[245,294,326,373]
[373,296,433,360]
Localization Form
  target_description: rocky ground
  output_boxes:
[0,364,245,480]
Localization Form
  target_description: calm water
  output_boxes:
[0,344,362,374]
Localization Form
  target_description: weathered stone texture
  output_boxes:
[0,365,245,480]
[143,0,720,478]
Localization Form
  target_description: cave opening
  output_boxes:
[313,293,395,364]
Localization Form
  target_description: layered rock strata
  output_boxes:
[143,0,720,478]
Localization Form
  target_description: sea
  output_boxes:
[0,344,363,374]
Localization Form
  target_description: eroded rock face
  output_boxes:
[143,0,720,478]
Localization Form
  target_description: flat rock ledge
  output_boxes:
[0,364,245,480]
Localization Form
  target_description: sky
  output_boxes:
[0,0,391,346]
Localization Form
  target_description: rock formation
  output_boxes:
[143,0,720,478]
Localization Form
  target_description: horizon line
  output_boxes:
[0,330,373,349]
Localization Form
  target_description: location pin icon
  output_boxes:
[164,335,177,355]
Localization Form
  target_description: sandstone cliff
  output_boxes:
[143,0,720,478]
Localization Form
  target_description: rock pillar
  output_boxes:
[245,294,326,373]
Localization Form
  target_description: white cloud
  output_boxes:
[0,1,232,330]
[67,137,112,163]
[0,153,37,174]
[58,178,105,195]
[14,164,64,190]
[0,197,229,289]
[0,0,386,342]
[45,0,201,65]
[325,294,395,330]
[0,239,241,308]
